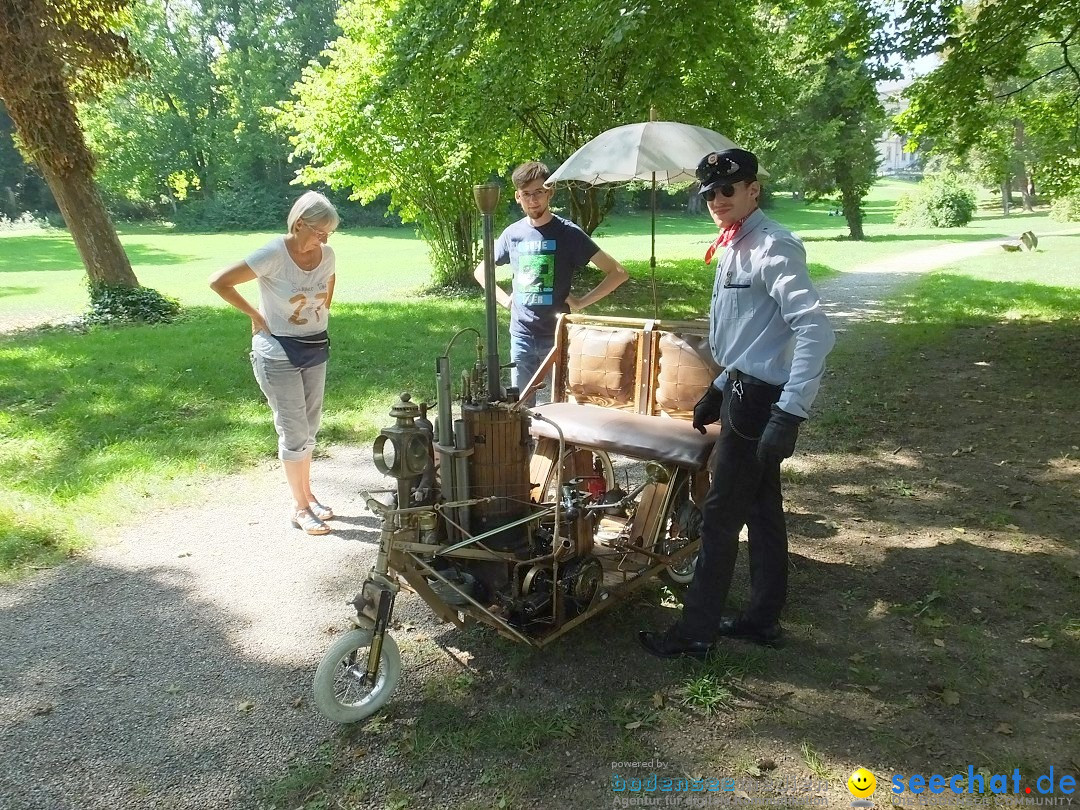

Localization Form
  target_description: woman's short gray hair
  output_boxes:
[287,191,339,234]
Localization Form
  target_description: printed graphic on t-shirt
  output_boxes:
[515,239,556,306]
[287,289,329,325]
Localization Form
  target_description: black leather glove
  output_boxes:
[692,384,725,434]
[756,404,805,464]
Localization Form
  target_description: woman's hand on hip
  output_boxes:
[250,314,270,335]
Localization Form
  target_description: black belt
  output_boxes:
[728,369,779,387]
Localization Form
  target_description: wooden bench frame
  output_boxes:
[519,313,719,418]
[520,314,721,508]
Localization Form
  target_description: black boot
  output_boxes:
[715,616,783,646]
[638,625,713,659]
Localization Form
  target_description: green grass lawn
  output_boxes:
[2,180,1078,576]
[926,230,1080,289]
[0,297,488,576]
[0,178,1063,323]
[0,226,435,320]
[813,237,1080,454]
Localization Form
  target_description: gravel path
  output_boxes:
[0,234,1010,810]
[816,236,1004,324]
[0,447,403,810]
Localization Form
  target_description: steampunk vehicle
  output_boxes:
[313,185,721,723]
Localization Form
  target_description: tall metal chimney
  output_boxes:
[473,183,502,400]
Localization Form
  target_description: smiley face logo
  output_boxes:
[848,767,877,799]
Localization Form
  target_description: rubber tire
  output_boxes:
[313,628,401,724]
[661,476,699,586]
[595,450,616,491]
[664,552,699,586]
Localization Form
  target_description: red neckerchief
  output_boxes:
[703,212,753,265]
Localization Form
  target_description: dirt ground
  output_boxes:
[257,273,1079,809]
[292,319,1075,810]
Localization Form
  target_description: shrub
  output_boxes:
[173,186,290,232]
[894,175,977,228]
[170,186,404,231]
[86,282,181,325]
[0,211,52,232]
[330,191,403,228]
[1049,192,1080,223]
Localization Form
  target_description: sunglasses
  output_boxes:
[702,184,738,202]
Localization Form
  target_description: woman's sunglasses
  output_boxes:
[702,184,738,202]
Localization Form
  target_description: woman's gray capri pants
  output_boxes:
[250,353,327,461]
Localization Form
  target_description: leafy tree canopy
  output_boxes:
[762,0,892,238]
[81,0,340,223]
[285,0,772,282]
[897,0,1080,195]
[0,0,142,288]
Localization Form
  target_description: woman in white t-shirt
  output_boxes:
[209,191,340,535]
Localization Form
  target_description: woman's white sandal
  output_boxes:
[292,508,331,535]
[308,501,334,521]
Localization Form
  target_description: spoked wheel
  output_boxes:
[535,446,616,504]
[313,628,401,723]
[658,475,702,586]
[594,449,616,492]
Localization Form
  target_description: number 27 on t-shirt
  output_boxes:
[288,292,329,325]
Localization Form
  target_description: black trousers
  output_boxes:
[677,376,788,641]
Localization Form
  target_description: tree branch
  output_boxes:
[995,64,1069,99]
[1064,38,1080,90]
[1025,24,1076,53]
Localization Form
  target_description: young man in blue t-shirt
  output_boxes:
[473,161,628,403]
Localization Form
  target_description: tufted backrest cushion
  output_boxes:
[565,325,638,407]
[655,332,720,416]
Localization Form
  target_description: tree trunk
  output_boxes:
[1001,178,1011,216]
[448,210,476,288]
[1018,166,1035,212]
[3,80,138,287]
[38,159,139,287]
[567,186,615,235]
[840,184,864,240]
[1013,120,1035,212]
[687,184,703,215]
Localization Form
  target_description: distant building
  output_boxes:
[876,85,920,175]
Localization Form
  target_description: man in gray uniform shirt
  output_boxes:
[640,148,835,658]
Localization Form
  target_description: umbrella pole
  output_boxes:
[650,172,658,319]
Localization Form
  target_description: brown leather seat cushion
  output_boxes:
[530,402,719,471]
[565,326,637,406]
[655,332,721,415]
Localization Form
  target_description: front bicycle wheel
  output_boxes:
[313,628,401,723]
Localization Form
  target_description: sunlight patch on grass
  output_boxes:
[3,193,1077,574]
[0,298,485,571]
[0,496,83,579]
[900,274,1080,323]
[1,183,1064,327]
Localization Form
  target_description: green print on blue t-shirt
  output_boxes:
[516,239,556,306]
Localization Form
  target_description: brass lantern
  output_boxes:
[373,392,430,480]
